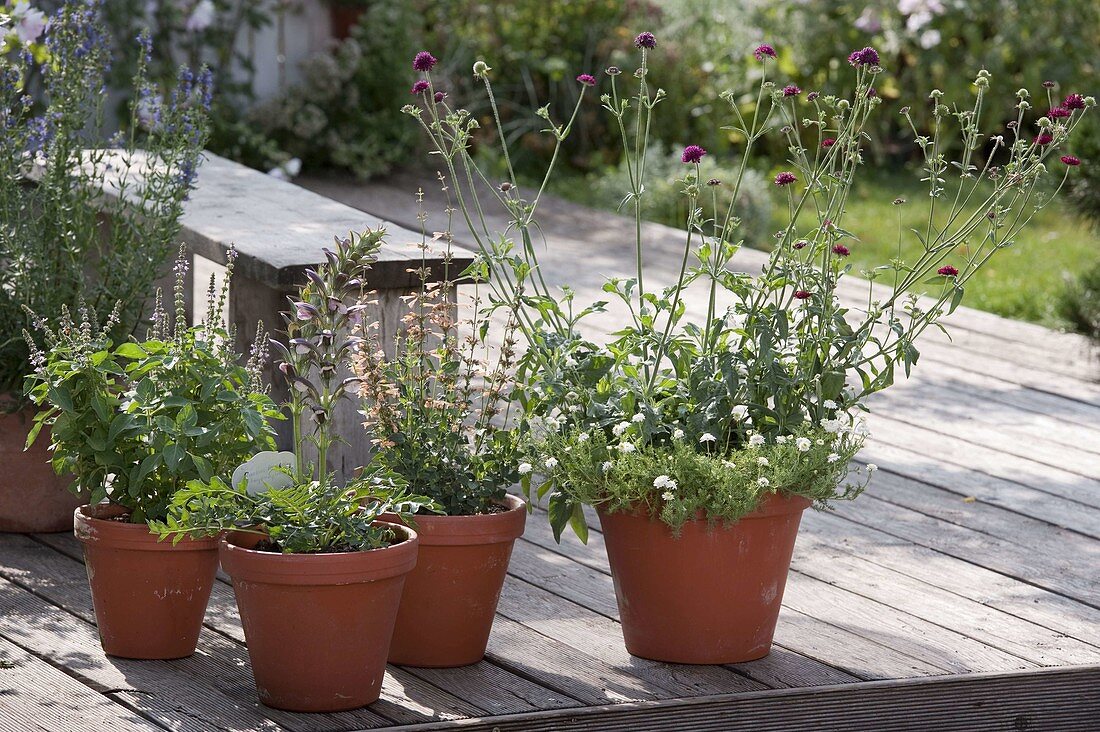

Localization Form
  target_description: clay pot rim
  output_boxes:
[381,494,526,547]
[219,521,419,585]
[74,504,218,551]
[599,491,812,524]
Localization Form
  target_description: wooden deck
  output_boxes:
[3,175,1100,730]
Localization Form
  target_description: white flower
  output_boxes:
[185,0,216,32]
[776,435,789,444]
[661,491,675,501]
[757,457,769,467]
[699,433,717,444]
[827,453,841,463]
[653,475,677,491]
[721,459,735,468]
[11,2,47,44]
[757,477,770,487]
[517,462,533,475]
[612,421,631,437]
[631,413,646,423]
[816,439,825,445]
[672,428,685,440]
[867,463,879,473]
[617,442,636,454]
[749,434,765,447]
[601,461,613,473]
[731,405,748,420]
[823,399,838,410]
[919,29,941,49]
[821,418,843,434]
[796,437,812,453]
[577,433,590,443]
[544,457,559,469]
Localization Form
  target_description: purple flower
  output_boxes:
[847,46,880,67]
[1035,132,1054,146]
[822,138,836,148]
[634,32,657,49]
[1061,155,1082,166]
[681,145,706,164]
[807,91,820,101]
[774,171,797,186]
[1064,93,1086,110]
[434,91,447,103]
[832,243,851,256]
[937,265,959,277]
[793,239,809,250]
[576,73,596,87]
[1042,80,1056,89]
[782,84,801,97]
[793,290,812,300]
[754,44,777,61]
[866,87,877,98]
[1048,107,1071,119]
[411,80,430,94]
[413,51,437,72]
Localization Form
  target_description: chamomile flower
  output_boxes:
[613,421,631,437]
[749,434,766,447]
[618,442,636,454]
[661,491,675,501]
[544,457,559,469]
[796,437,812,452]
[827,453,840,463]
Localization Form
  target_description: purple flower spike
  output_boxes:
[847,46,880,67]
[634,31,657,49]
[754,43,777,61]
[413,51,437,72]
[576,73,596,87]
[774,171,797,186]
[681,145,707,164]
[411,80,430,94]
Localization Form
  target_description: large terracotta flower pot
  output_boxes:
[0,408,82,533]
[385,495,526,667]
[220,523,418,712]
[74,504,218,659]
[597,493,811,664]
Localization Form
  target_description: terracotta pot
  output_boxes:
[385,495,526,667]
[0,407,82,533]
[328,3,365,40]
[597,493,811,664]
[74,504,218,659]
[220,523,418,712]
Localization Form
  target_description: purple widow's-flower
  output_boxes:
[822,138,836,147]
[681,145,706,164]
[1061,155,1082,166]
[937,265,959,277]
[411,80,430,94]
[793,290,812,300]
[576,74,596,87]
[1035,132,1054,146]
[807,91,820,101]
[832,244,851,256]
[434,91,447,103]
[774,171,797,186]
[1048,107,1071,119]
[754,43,777,61]
[1064,94,1086,110]
[782,84,801,97]
[413,51,437,72]
[634,32,657,49]
[847,46,880,67]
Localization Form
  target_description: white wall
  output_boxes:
[243,0,332,101]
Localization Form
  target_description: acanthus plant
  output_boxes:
[405,35,1093,541]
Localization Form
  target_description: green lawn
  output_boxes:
[791,171,1100,328]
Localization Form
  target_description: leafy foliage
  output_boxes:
[24,252,280,523]
[1058,258,1100,343]
[0,2,210,399]
[151,471,431,554]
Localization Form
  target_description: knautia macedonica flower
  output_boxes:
[434,91,447,103]
[793,290,812,299]
[411,80,429,94]
[681,145,706,164]
[1061,155,1082,166]
[793,239,809,249]
[847,46,880,67]
[937,265,959,277]
[782,84,801,97]
[774,171,797,186]
[1064,94,1086,110]
[634,31,656,49]
[832,243,851,256]
[1035,132,1054,146]
[1049,107,1071,119]
[576,73,596,87]
[807,91,820,101]
[822,138,836,147]
[413,51,437,72]
[754,43,777,61]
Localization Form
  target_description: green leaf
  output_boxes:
[114,342,148,359]
[164,444,185,472]
[547,492,574,543]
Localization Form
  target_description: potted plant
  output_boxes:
[0,4,210,532]
[154,230,430,712]
[405,40,1093,662]
[351,213,527,668]
[24,250,280,659]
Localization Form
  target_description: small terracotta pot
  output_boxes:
[74,504,218,659]
[220,523,418,712]
[385,495,526,667]
[598,493,811,664]
[0,407,82,533]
